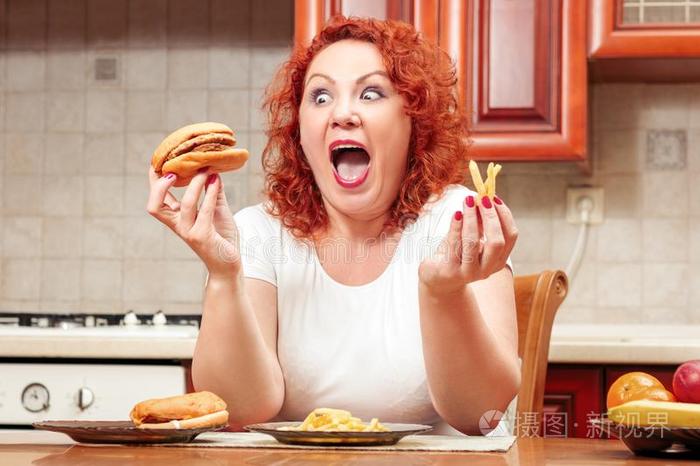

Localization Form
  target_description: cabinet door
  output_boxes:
[294,0,438,46]
[589,0,700,57]
[441,0,587,161]
[544,366,603,438]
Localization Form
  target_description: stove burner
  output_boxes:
[0,312,201,328]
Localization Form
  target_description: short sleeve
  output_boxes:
[427,185,513,273]
[233,205,278,286]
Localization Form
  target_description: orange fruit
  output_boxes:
[606,372,671,409]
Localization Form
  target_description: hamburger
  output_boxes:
[130,391,229,430]
[151,122,249,187]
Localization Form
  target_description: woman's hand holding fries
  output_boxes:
[418,161,518,294]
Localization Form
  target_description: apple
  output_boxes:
[673,360,700,403]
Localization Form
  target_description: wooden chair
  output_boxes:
[513,269,568,436]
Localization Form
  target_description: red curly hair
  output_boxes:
[262,16,469,240]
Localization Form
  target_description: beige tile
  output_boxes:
[210,0,249,45]
[47,51,86,90]
[5,133,44,174]
[509,218,551,263]
[2,259,41,300]
[87,0,126,48]
[221,172,249,214]
[208,90,249,130]
[86,90,125,133]
[597,263,642,307]
[47,0,86,49]
[125,49,166,90]
[642,218,688,262]
[166,90,207,131]
[596,218,641,262]
[86,50,124,89]
[7,0,46,50]
[500,175,552,218]
[3,217,41,258]
[6,51,45,91]
[83,217,123,259]
[247,172,266,205]
[168,48,209,90]
[250,45,291,90]
[41,259,80,301]
[641,307,689,325]
[44,133,83,175]
[163,232,198,260]
[249,87,267,131]
[690,172,700,217]
[83,133,125,175]
[551,219,598,267]
[5,92,45,132]
[79,300,124,314]
[126,91,166,132]
[124,175,150,216]
[123,259,164,301]
[249,131,266,175]
[592,83,643,130]
[127,0,166,48]
[126,132,166,175]
[552,305,595,324]
[47,92,85,132]
[251,0,293,44]
[168,0,209,47]
[642,172,688,218]
[209,47,250,89]
[596,130,644,174]
[689,264,700,315]
[691,218,700,263]
[84,176,124,216]
[2,175,42,215]
[42,175,83,216]
[591,307,644,324]
[643,263,688,307]
[688,130,700,172]
[42,217,82,258]
[562,261,597,308]
[123,216,165,259]
[82,259,122,300]
[640,84,691,130]
[600,174,641,218]
[0,300,43,311]
[691,84,700,129]
[164,260,205,302]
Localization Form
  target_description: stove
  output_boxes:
[0,311,201,427]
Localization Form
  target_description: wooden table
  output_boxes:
[1,430,699,465]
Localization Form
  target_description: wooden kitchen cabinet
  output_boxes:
[294,0,588,162]
[545,363,679,439]
[589,0,700,58]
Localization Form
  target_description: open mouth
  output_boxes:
[330,142,371,188]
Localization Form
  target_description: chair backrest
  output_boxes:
[513,269,568,435]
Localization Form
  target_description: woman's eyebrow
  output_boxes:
[305,70,389,87]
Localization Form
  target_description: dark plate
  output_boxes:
[244,422,432,447]
[590,418,700,458]
[32,420,227,444]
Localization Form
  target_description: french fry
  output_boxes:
[279,408,389,432]
[469,160,502,201]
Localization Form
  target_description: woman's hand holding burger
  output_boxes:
[147,122,249,281]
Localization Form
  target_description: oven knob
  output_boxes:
[152,310,167,326]
[78,387,95,410]
[123,310,139,326]
[21,383,50,413]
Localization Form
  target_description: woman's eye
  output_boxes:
[361,89,383,101]
[312,91,331,105]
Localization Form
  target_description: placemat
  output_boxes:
[157,432,516,452]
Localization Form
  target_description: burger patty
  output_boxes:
[164,133,236,164]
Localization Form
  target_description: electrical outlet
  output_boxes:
[566,187,604,225]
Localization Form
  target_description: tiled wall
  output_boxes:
[505,84,700,325]
[0,0,292,314]
[1,1,698,324]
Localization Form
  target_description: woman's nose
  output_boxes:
[330,99,361,129]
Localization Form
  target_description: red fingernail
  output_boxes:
[466,196,475,208]
[482,196,492,208]
[454,211,463,221]
[494,196,503,205]
[206,174,217,185]
[165,173,176,180]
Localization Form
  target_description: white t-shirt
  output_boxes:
[233,184,515,436]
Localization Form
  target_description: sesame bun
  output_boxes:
[151,122,249,187]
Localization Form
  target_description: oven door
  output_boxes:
[0,362,185,426]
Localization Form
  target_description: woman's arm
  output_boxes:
[192,276,285,430]
[419,268,520,435]
[418,194,520,435]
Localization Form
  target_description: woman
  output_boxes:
[147,17,519,436]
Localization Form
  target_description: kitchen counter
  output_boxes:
[2,430,699,465]
[1,324,699,364]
